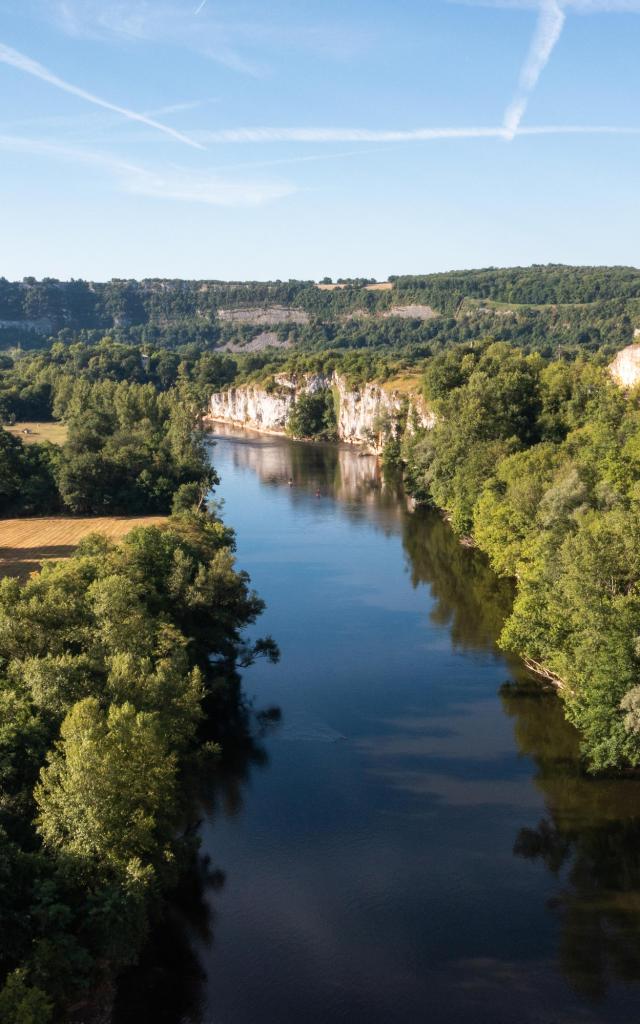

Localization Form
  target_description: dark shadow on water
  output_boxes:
[401,506,517,656]
[503,681,640,1003]
[112,694,281,1024]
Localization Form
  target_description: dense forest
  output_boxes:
[0,341,277,1019]
[0,510,277,1021]
[401,343,640,771]
[1,266,639,358]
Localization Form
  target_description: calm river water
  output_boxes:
[115,427,640,1024]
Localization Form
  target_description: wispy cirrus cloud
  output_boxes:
[0,41,204,148]
[45,0,372,77]
[0,133,295,206]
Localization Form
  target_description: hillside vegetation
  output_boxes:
[1,265,639,358]
[402,343,640,771]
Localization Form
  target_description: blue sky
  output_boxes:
[0,0,639,281]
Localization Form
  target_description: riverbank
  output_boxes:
[113,428,640,1024]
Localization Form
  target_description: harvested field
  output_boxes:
[5,421,68,445]
[0,516,166,579]
[382,373,423,395]
[316,281,393,291]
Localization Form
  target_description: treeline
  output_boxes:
[391,265,640,313]
[0,277,378,334]
[0,511,276,1021]
[0,370,215,517]
[402,342,640,770]
[3,266,640,343]
[0,338,413,424]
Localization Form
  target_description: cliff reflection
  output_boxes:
[503,682,640,1002]
[209,427,404,532]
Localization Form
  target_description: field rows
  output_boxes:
[0,516,166,579]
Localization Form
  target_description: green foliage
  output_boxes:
[0,969,53,1024]
[0,429,59,516]
[286,389,337,440]
[0,373,215,516]
[36,699,177,870]
[0,512,275,1016]
[404,344,640,769]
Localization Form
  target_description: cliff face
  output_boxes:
[217,306,309,325]
[208,386,294,432]
[208,373,328,433]
[207,373,434,447]
[333,376,434,444]
[609,344,640,389]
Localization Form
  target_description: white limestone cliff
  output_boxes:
[609,344,640,390]
[207,373,435,448]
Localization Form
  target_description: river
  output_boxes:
[115,427,640,1024]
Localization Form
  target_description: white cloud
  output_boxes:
[0,41,204,149]
[450,0,640,137]
[0,133,295,207]
[45,1,370,77]
[124,168,295,206]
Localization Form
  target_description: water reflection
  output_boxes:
[503,682,640,1003]
[120,429,640,1023]
[401,507,516,656]
[113,699,277,1024]
[209,424,404,532]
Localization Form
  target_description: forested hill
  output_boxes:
[2,265,640,357]
[2,265,640,327]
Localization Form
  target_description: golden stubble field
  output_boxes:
[0,517,166,579]
[5,421,68,445]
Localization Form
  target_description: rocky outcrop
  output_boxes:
[220,331,291,353]
[208,386,293,433]
[217,306,309,325]
[208,373,327,433]
[609,344,640,389]
[207,373,435,448]
[383,305,439,321]
[333,377,434,445]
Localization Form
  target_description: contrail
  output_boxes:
[502,0,566,138]
[198,126,508,143]
[0,41,205,149]
[195,123,640,144]
[194,0,208,13]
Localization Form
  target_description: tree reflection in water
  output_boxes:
[401,505,516,656]
[400,493,640,1007]
[503,681,640,1002]
[115,432,640,1019]
[112,696,279,1024]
